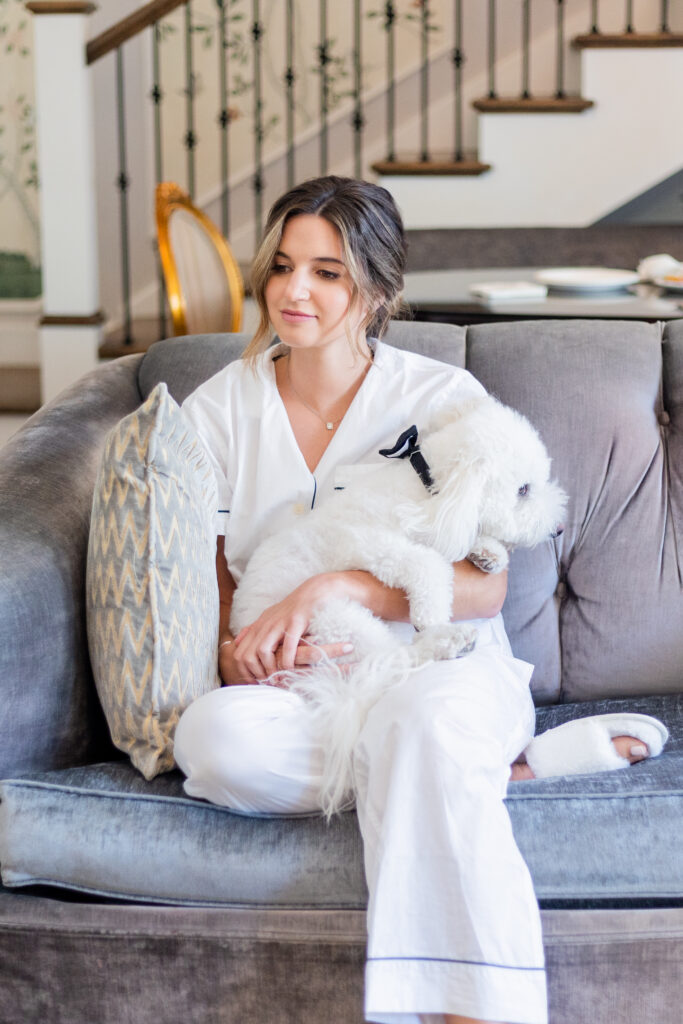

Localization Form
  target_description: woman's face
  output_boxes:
[265,214,368,354]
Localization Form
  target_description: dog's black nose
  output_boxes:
[552,524,564,538]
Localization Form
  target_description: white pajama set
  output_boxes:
[176,341,548,1024]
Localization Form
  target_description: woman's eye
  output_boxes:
[271,263,290,275]
[318,269,340,280]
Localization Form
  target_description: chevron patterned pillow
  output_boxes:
[86,383,220,779]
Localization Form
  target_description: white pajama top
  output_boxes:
[182,339,486,580]
[182,338,515,651]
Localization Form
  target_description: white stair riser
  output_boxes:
[383,49,683,230]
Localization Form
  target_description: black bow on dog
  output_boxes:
[379,425,436,493]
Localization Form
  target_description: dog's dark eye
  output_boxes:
[518,484,530,497]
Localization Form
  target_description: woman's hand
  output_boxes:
[216,554,506,686]
[224,573,354,684]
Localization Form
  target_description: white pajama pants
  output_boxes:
[174,629,547,1024]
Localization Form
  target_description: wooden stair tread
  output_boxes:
[473,96,594,113]
[372,157,491,177]
[574,32,683,48]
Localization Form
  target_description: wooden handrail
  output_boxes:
[86,0,187,65]
[26,3,97,13]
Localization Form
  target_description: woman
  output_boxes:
[175,176,661,1024]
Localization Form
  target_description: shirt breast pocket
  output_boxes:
[333,463,382,492]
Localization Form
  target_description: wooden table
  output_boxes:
[404,267,683,325]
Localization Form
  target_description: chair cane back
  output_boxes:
[155,182,244,336]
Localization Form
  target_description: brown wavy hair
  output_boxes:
[243,176,407,361]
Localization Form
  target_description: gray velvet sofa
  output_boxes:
[0,319,681,1024]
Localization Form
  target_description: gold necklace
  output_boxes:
[286,355,344,431]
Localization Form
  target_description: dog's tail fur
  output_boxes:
[280,647,415,818]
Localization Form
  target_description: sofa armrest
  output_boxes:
[0,356,145,776]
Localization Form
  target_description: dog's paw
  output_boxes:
[410,599,449,634]
[468,538,509,574]
[410,623,478,664]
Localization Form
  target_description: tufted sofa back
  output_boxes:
[467,319,682,703]
[0,319,681,776]
[139,319,683,706]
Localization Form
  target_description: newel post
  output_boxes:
[25,2,102,403]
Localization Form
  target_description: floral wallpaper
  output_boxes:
[0,0,40,298]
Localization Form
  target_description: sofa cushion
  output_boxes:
[468,319,683,704]
[136,321,683,709]
[1,695,680,908]
[86,383,220,779]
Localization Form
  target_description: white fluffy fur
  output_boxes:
[231,395,567,815]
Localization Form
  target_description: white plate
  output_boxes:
[653,276,683,293]
[469,281,548,301]
[534,267,640,292]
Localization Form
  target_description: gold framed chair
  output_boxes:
[155,182,244,336]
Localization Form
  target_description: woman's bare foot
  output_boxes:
[510,735,649,781]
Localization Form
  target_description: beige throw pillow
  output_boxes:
[86,383,219,779]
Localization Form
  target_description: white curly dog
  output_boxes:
[231,394,567,813]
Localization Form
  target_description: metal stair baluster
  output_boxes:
[252,1,264,244]
[319,0,329,176]
[453,0,464,161]
[488,0,497,99]
[184,0,196,199]
[116,46,133,347]
[218,0,230,239]
[420,0,430,162]
[352,0,364,180]
[556,0,566,100]
[285,0,295,188]
[385,1,396,163]
[151,22,166,340]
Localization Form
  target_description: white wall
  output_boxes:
[0,9,39,265]
[9,0,682,340]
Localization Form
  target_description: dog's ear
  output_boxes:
[429,452,488,560]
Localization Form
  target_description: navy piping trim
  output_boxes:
[217,509,230,514]
[311,477,317,509]
[367,956,545,972]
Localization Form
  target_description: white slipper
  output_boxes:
[523,713,669,779]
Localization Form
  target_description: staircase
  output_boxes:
[379,33,683,229]
[6,1,683,409]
